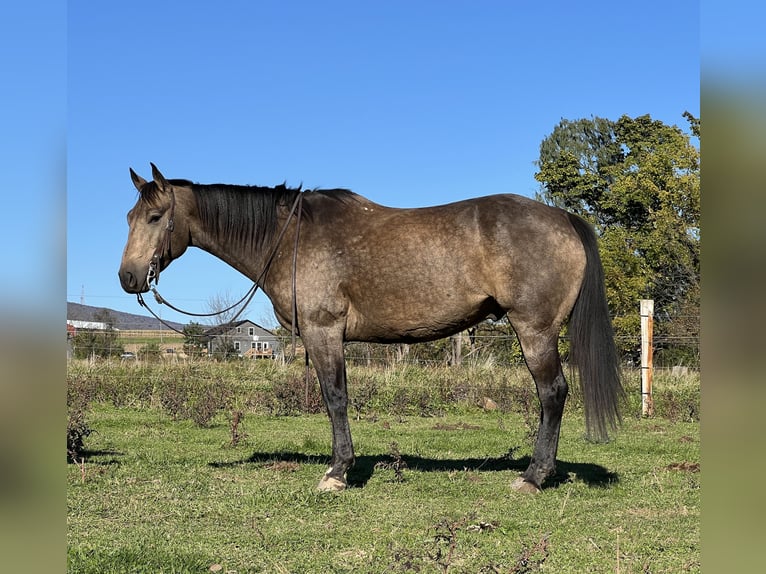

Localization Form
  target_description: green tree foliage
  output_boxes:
[182,321,208,358]
[212,339,238,361]
[535,114,700,360]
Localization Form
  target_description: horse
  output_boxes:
[119,163,623,493]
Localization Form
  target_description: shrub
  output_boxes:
[67,375,95,461]
[138,341,162,362]
[272,373,324,415]
[188,380,233,427]
[65,360,700,431]
[158,377,188,420]
[654,386,700,422]
[154,373,236,426]
[507,383,539,443]
[349,374,379,420]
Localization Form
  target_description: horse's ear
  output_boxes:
[150,162,169,192]
[129,168,147,192]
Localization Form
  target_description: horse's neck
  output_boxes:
[191,209,291,289]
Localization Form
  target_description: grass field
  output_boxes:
[67,362,699,573]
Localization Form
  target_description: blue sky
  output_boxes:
[62,1,699,327]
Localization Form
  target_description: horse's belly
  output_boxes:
[344,292,503,343]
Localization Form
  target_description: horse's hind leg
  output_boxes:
[512,326,568,493]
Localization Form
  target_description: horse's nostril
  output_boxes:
[119,270,136,291]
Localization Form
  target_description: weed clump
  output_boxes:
[67,375,95,462]
[228,410,247,446]
[260,373,324,416]
[374,441,408,482]
[157,376,234,426]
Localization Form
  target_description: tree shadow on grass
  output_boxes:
[209,449,618,490]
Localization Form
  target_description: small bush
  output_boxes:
[272,373,324,416]
[67,376,95,461]
[655,386,700,422]
[349,374,379,420]
[189,380,233,427]
[138,341,162,362]
[154,374,235,426]
[507,383,539,443]
[158,377,188,420]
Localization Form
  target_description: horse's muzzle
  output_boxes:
[118,268,148,293]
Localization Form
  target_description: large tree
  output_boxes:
[535,114,700,361]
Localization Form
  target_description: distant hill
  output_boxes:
[67,302,186,331]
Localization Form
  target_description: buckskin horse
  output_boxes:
[119,164,623,493]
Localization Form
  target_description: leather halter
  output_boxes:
[146,187,176,288]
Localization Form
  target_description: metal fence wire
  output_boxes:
[68,314,699,371]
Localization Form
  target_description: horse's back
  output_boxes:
[299,193,586,342]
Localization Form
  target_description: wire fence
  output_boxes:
[68,315,700,372]
[339,335,699,371]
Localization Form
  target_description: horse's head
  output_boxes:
[118,163,191,293]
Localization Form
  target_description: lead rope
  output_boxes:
[288,195,312,406]
[291,194,303,358]
[137,192,305,361]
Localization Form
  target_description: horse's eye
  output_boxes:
[148,213,162,224]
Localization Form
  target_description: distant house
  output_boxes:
[204,320,280,359]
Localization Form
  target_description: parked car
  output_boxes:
[120,352,136,360]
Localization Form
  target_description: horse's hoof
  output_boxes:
[317,475,346,492]
[511,477,541,494]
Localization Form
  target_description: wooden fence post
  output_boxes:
[451,331,463,366]
[640,299,654,417]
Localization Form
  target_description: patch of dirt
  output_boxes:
[431,422,481,431]
[264,461,301,472]
[666,462,700,472]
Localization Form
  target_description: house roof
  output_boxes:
[203,320,277,338]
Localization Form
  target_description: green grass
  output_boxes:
[68,396,699,572]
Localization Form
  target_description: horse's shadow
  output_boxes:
[210,450,619,490]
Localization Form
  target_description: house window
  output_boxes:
[248,327,255,336]
[236,327,241,334]
[251,342,257,349]
[234,341,240,351]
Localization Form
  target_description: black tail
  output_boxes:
[567,213,624,441]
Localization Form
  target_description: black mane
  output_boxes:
[138,177,359,252]
[189,182,357,253]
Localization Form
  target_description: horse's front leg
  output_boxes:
[301,326,354,491]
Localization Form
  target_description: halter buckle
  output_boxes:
[146,256,159,287]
